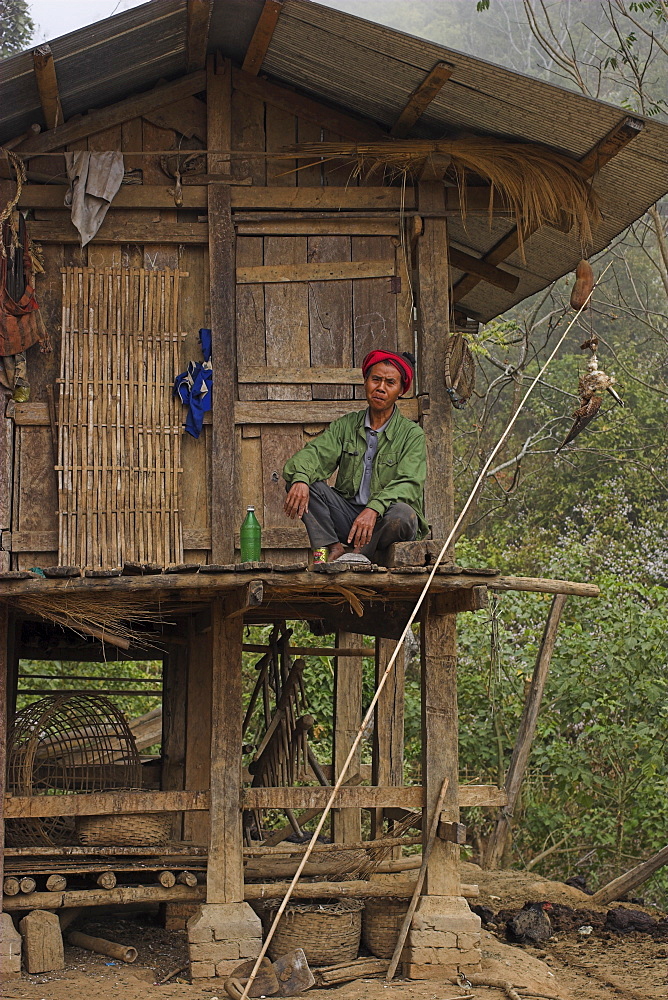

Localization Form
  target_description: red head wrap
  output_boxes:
[362,350,414,394]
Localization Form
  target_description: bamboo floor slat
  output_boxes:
[57,267,186,569]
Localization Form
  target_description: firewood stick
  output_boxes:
[386,776,450,981]
[68,930,137,964]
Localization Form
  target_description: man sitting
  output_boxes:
[283,349,428,565]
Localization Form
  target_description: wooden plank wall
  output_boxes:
[233,95,413,564]
[7,104,209,569]
[4,65,416,569]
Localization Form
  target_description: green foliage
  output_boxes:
[0,0,34,58]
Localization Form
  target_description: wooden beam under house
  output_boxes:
[242,0,284,76]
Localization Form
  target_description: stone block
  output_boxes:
[405,963,458,981]
[456,949,482,968]
[409,946,438,965]
[186,909,214,944]
[190,962,216,979]
[215,959,242,978]
[457,932,481,952]
[19,910,64,974]
[238,938,262,960]
[409,929,458,949]
[0,913,22,976]
[189,941,240,963]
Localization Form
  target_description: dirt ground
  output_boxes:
[5,865,668,1000]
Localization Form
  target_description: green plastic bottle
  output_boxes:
[240,505,262,561]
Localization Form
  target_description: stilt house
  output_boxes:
[1,0,667,982]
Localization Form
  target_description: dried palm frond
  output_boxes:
[9,593,168,648]
[266,584,374,618]
[273,137,601,255]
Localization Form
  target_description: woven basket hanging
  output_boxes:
[259,899,364,965]
[444,333,476,409]
[76,803,172,847]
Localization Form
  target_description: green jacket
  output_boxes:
[283,407,428,539]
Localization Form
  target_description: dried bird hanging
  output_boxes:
[558,274,624,451]
[271,137,601,257]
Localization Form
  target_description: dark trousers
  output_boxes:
[301,480,417,562]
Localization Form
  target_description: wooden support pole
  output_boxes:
[162,643,188,842]
[391,62,454,138]
[421,598,459,896]
[184,615,212,845]
[242,0,284,75]
[32,45,64,130]
[207,54,236,563]
[372,638,405,840]
[590,842,668,906]
[416,182,452,540]
[484,594,567,869]
[186,0,212,73]
[0,603,7,913]
[207,593,245,903]
[332,632,363,843]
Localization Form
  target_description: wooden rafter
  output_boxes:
[186,0,212,73]
[391,62,454,138]
[16,71,206,154]
[452,115,645,303]
[448,247,519,293]
[33,44,64,130]
[242,0,284,75]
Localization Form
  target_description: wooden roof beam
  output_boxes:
[448,246,519,293]
[16,71,206,154]
[242,0,284,76]
[186,0,213,73]
[391,62,454,138]
[452,115,645,303]
[33,45,64,130]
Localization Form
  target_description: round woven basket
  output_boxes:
[362,898,409,959]
[260,899,363,965]
[76,806,172,846]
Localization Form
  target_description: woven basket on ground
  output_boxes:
[362,898,409,959]
[259,899,363,965]
[76,803,172,846]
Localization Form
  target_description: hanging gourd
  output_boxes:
[570,259,594,311]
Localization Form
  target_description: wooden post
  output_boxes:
[207,54,236,563]
[485,594,568,869]
[416,180,452,540]
[372,637,405,840]
[332,632,362,843]
[421,598,459,895]
[162,641,188,841]
[184,614,212,845]
[0,603,7,913]
[207,594,244,903]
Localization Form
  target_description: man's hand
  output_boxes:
[284,482,310,519]
[348,507,378,548]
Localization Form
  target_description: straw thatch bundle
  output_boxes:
[274,137,601,254]
[10,593,167,648]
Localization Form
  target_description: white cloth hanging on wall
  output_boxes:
[64,151,124,246]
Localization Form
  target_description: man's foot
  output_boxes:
[328,542,346,561]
